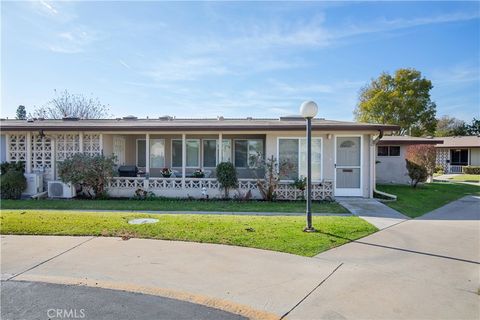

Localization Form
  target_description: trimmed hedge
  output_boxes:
[463,166,480,175]
[0,170,27,199]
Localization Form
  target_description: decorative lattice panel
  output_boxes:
[83,133,101,156]
[436,148,449,172]
[275,181,334,201]
[55,133,80,161]
[31,134,52,170]
[7,134,27,162]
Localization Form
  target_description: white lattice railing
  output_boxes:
[275,180,334,201]
[107,177,334,200]
[108,177,145,189]
[448,165,464,174]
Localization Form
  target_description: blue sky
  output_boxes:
[1,1,479,121]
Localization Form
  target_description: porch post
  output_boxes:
[99,134,104,155]
[5,133,10,162]
[79,132,84,153]
[51,135,56,180]
[218,132,223,164]
[26,132,32,173]
[145,133,150,177]
[182,133,186,189]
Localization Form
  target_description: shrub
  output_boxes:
[0,170,27,199]
[216,162,238,198]
[406,159,428,188]
[58,153,116,199]
[0,161,25,175]
[435,165,444,174]
[256,156,294,201]
[405,144,436,177]
[463,166,480,175]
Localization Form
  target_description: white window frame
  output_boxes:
[148,138,166,169]
[137,138,167,169]
[233,139,264,169]
[171,139,201,168]
[276,137,323,182]
[334,134,363,197]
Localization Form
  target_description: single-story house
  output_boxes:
[376,136,443,184]
[435,136,480,173]
[0,116,398,199]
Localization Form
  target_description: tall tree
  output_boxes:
[33,89,110,119]
[466,118,480,136]
[435,115,467,136]
[354,68,437,136]
[15,105,27,120]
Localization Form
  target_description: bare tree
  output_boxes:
[33,90,110,119]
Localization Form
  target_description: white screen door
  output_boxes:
[335,136,362,196]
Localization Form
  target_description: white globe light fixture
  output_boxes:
[299,100,318,232]
[300,101,318,119]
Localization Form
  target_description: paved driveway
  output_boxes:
[290,196,480,319]
[1,196,479,319]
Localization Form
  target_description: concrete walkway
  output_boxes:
[337,197,408,229]
[1,196,479,319]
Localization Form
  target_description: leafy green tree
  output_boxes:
[16,105,27,120]
[354,68,437,136]
[435,115,467,136]
[466,118,480,136]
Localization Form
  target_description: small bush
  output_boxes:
[435,165,444,174]
[0,161,25,175]
[216,162,238,199]
[58,153,116,199]
[463,166,480,175]
[406,159,428,188]
[0,170,27,199]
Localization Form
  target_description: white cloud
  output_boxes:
[47,27,98,53]
[39,0,58,15]
[119,60,131,70]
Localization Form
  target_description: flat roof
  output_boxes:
[378,136,443,145]
[435,136,480,148]
[0,117,400,132]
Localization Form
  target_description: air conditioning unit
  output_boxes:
[23,173,44,196]
[48,181,76,198]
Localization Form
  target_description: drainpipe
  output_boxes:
[371,130,397,200]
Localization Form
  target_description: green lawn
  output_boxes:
[0,198,348,213]
[377,182,480,218]
[447,174,480,183]
[0,210,376,257]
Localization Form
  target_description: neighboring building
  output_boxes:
[0,116,398,199]
[435,136,480,173]
[376,136,443,184]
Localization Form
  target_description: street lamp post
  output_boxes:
[300,101,318,232]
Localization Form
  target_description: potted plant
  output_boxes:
[192,169,205,178]
[161,168,172,178]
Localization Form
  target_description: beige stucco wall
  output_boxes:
[470,148,480,166]
[375,145,410,184]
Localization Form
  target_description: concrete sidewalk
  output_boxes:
[2,196,479,319]
[337,197,408,229]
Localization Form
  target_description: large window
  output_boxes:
[137,139,165,168]
[278,138,322,181]
[203,140,217,167]
[377,146,400,157]
[450,149,468,165]
[234,139,264,168]
[172,139,200,168]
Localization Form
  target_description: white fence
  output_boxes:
[448,165,464,174]
[107,177,334,200]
